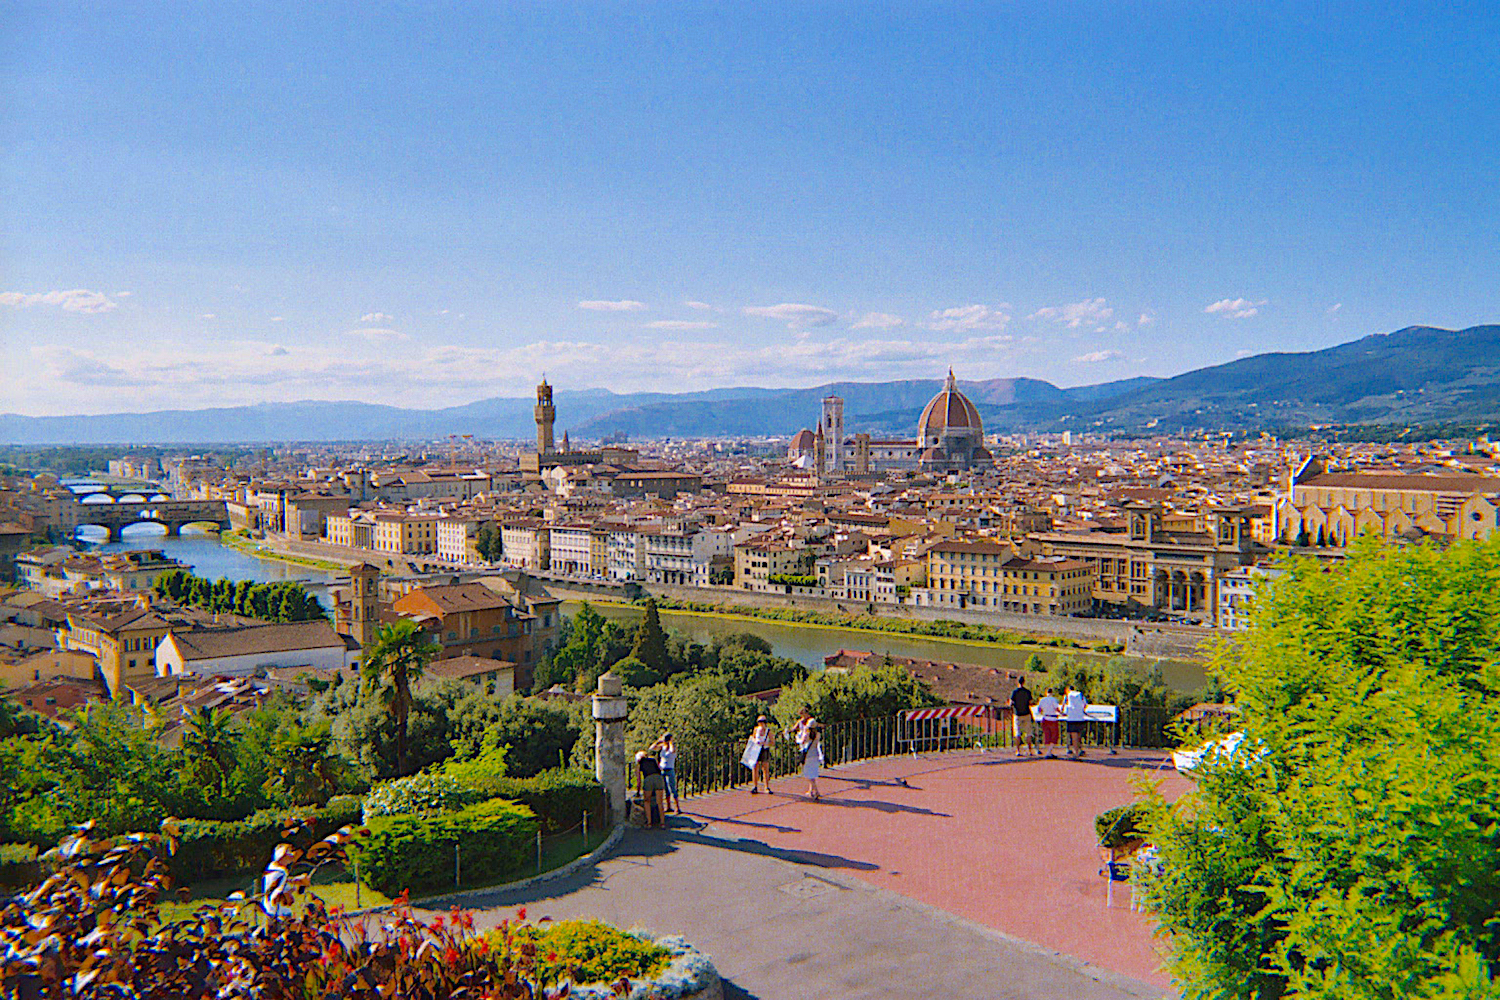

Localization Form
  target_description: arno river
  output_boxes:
[81,525,1206,694]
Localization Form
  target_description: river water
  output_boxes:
[577,602,1209,694]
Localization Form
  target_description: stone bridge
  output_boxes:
[74,499,231,541]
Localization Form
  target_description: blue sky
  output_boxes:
[2,1,1497,415]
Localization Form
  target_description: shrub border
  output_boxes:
[354,821,626,914]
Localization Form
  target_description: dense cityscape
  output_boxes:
[5,4,1499,999]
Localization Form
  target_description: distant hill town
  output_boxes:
[2,324,1497,444]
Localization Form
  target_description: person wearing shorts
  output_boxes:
[1009,676,1036,756]
[636,751,667,827]
[1036,688,1061,758]
[1063,685,1089,758]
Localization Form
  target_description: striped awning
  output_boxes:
[903,705,989,721]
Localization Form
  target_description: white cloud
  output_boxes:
[345,327,409,342]
[1234,349,1255,358]
[645,320,719,330]
[1072,349,1125,363]
[199,313,216,320]
[1204,298,1268,319]
[1327,302,1343,315]
[684,301,714,311]
[114,291,133,298]
[743,303,839,328]
[1138,311,1155,326]
[851,312,904,330]
[14,314,1083,414]
[578,299,646,312]
[270,316,286,323]
[0,289,119,314]
[1028,298,1113,328]
[1113,321,1130,332]
[359,312,393,324]
[926,304,1010,332]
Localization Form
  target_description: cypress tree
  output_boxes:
[629,599,670,677]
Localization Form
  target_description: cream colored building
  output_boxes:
[372,512,439,555]
[1280,457,1500,545]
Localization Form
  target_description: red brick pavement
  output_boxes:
[680,747,1192,989]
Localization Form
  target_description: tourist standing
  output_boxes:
[791,706,817,763]
[655,732,680,813]
[802,722,824,801]
[635,751,667,827]
[1036,687,1062,758]
[1063,685,1089,758]
[745,715,775,794]
[1009,676,1036,756]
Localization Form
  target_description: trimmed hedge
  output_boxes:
[453,768,606,834]
[170,795,364,882]
[352,798,537,895]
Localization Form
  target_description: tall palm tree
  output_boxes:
[182,705,237,801]
[360,619,439,777]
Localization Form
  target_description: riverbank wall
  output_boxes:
[540,577,1216,660]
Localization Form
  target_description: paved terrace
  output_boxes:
[433,748,1190,999]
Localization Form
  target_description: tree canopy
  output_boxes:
[1140,536,1500,999]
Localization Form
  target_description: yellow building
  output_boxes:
[61,606,175,698]
[995,557,1095,616]
[734,539,808,591]
[373,512,439,555]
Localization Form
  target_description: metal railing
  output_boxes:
[673,706,1177,798]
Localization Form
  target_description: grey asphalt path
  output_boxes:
[421,823,1172,1000]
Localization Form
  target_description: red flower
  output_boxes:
[476,938,489,955]
[546,951,558,962]
[432,916,446,931]
[444,946,461,966]
[516,906,527,921]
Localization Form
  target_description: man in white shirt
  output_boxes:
[1035,688,1062,759]
[1062,685,1089,758]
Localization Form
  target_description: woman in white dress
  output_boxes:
[802,722,824,801]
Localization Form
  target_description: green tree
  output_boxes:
[263,722,347,806]
[774,663,941,725]
[627,673,759,756]
[1139,537,1500,999]
[461,696,579,778]
[181,706,237,801]
[629,599,670,678]
[360,619,439,777]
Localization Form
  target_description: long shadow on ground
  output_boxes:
[414,824,878,912]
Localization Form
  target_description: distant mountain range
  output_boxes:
[2,325,1497,445]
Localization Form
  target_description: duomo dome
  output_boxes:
[916,369,992,473]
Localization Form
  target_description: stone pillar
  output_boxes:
[592,670,628,823]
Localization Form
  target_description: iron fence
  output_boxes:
[673,705,1177,799]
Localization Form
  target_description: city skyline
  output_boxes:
[3,2,1498,416]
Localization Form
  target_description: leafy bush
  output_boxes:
[363,771,473,820]
[353,797,537,895]
[1094,804,1148,849]
[455,696,581,779]
[3,825,624,999]
[1138,537,1500,998]
[499,919,670,987]
[169,796,363,882]
[445,766,606,834]
[774,662,941,725]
